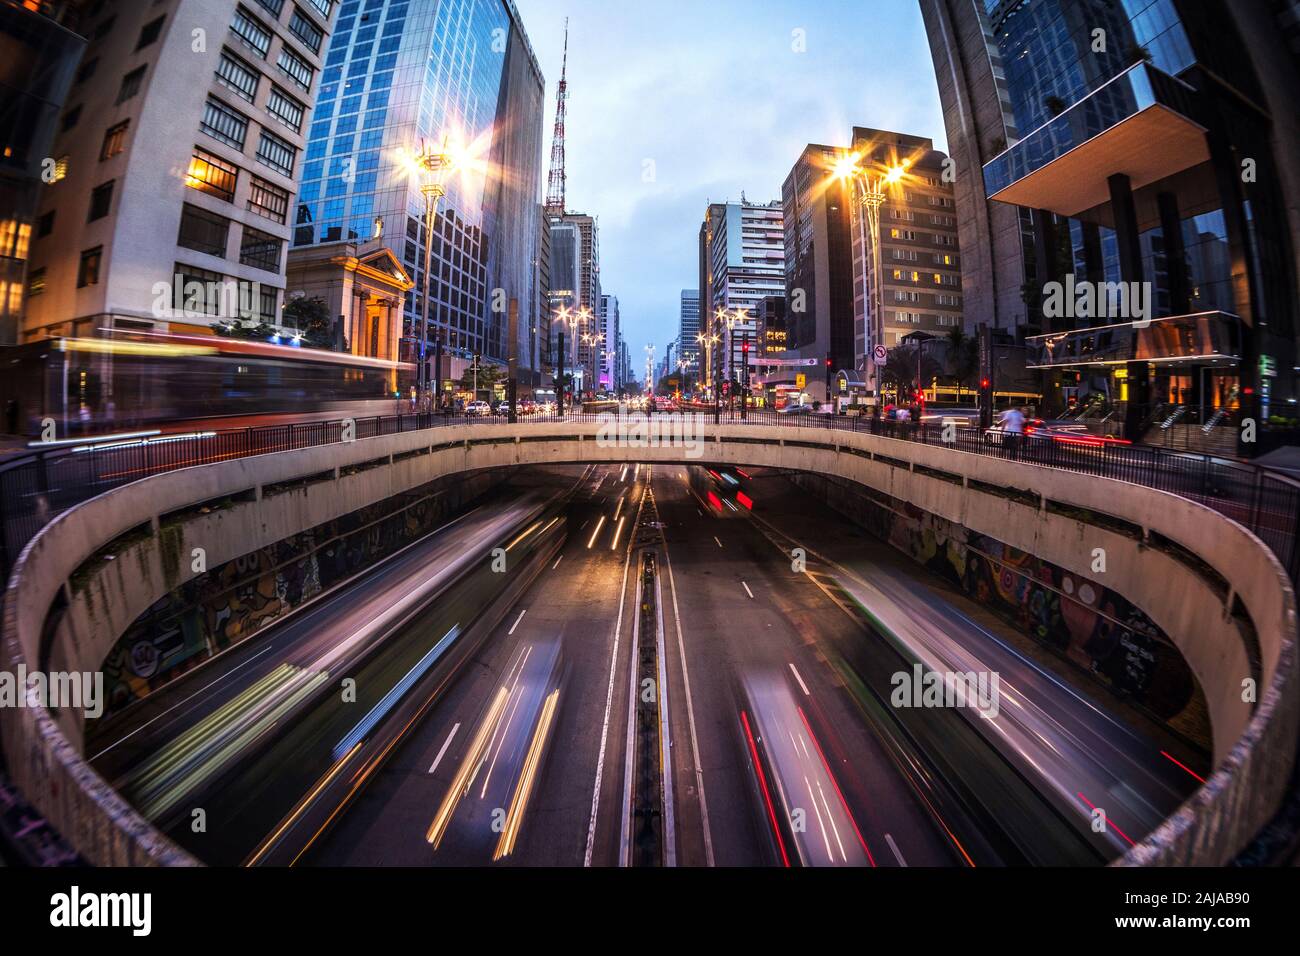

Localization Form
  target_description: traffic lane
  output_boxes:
[302,465,642,865]
[747,472,1204,846]
[654,467,959,866]
[87,492,548,783]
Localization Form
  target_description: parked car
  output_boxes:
[465,400,492,417]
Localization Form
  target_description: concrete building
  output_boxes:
[781,145,854,399]
[920,0,1300,450]
[697,197,784,390]
[283,238,412,368]
[23,0,338,341]
[848,127,964,391]
[599,292,618,390]
[294,0,545,387]
[678,288,699,380]
[0,0,87,345]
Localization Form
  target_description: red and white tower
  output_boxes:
[544,19,569,218]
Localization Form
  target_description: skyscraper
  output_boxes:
[920,0,1300,449]
[848,127,963,386]
[782,145,854,393]
[295,0,544,383]
[24,0,338,341]
[698,198,784,388]
[678,289,699,380]
[599,292,618,389]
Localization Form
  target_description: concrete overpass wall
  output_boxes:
[2,419,1294,865]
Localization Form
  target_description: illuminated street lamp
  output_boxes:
[833,153,909,401]
[697,330,721,423]
[402,134,460,408]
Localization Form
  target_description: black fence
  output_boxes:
[2,406,1298,594]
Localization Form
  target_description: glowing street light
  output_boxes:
[833,152,911,398]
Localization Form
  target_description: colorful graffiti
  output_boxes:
[99,475,497,719]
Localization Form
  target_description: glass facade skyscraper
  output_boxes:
[295,0,544,373]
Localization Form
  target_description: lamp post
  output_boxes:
[412,134,458,409]
[553,304,571,415]
[698,331,721,424]
[835,153,908,405]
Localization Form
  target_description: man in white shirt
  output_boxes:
[998,406,1025,457]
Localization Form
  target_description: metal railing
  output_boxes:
[2,406,1298,593]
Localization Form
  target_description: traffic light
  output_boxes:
[980,378,991,390]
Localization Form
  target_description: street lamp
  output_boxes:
[834,152,909,403]
[697,330,721,423]
[404,134,460,409]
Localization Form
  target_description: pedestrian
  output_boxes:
[998,405,1025,459]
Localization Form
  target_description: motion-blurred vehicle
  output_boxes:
[465,400,492,417]
[777,403,813,416]
[983,416,1047,444]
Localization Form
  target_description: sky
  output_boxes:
[512,0,948,381]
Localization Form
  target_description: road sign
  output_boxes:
[873,344,887,363]
[795,373,806,389]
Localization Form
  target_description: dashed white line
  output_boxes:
[713,535,723,549]
[427,723,460,774]
[551,555,564,570]
[788,662,810,696]
[742,581,754,599]
[507,609,527,635]
[885,833,908,866]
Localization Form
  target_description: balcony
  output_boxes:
[983,62,1209,217]
[1025,311,1242,369]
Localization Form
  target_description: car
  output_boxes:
[778,403,813,415]
[465,400,492,417]
[519,399,537,415]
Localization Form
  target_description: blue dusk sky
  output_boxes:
[512,0,948,380]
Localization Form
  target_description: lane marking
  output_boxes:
[885,833,907,866]
[584,481,648,867]
[788,662,810,696]
[587,515,607,549]
[713,535,723,549]
[742,581,754,599]
[551,555,563,570]
[428,723,461,774]
[661,491,715,867]
[507,609,527,635]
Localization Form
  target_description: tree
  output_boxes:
[880,344,942,400]
[945,327,979,393]
[459,361,504,396]
[282,296,339,350]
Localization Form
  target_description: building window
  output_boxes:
[255,0,285,16]
[201,98,249,150]
[87,180,114,221]
[216,50,260,102]
[266,86,305,131]
[231,7,273,58]
[100,121,129,161]
[307,0,332,18]
[136,15,165,50]
[238,279,277,322]
[77,247,102,288]
[185,148,239,202]
[173,262,224,317]
[37,211,55,238]
[276,47,313,91]
[28,267,46,297]
[248,175,289,223]
[116,65,146,104]
[239,226,282,272]
[255,129,296,176]
[177,203,230,258]
[75,58,98,85]
[288,7,323,53]
[61,105,82,131]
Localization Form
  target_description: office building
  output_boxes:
[678,288,699,379]
[599,291,617,389]
[24,0,339,341]
[920,0,1300,449]
[697,197,784,388]
[294,0,545,386]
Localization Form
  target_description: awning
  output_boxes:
[1025,311,1241,369]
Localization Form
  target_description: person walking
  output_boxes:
[998,405,1025,459]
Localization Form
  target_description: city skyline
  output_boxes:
[515,0,947,376]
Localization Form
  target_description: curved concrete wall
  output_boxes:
[2,420,1294,865]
